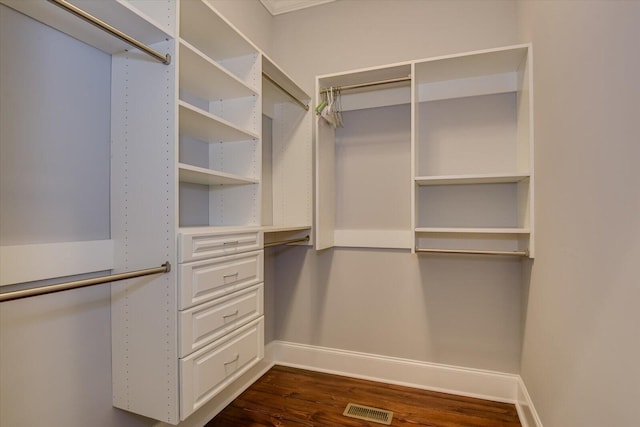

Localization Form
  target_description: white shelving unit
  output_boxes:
[315,44,534,257]
[413,45,534,257]
[2,0,312,424]
[0,0,172,287]
[177,0,261,229]
[316,63,413,250]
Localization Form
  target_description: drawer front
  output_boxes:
[179,284,264,357]
[179,250,263,309]
[180,317,264,420]
[179,230,263,262]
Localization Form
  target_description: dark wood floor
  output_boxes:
[207,365,521,426]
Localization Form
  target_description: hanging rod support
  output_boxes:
[47,0,171,65]
[416,248,529,257]
[262,72,309,111]
[264,235,310,248]
[0,262,171,303]
[320,76,411,94]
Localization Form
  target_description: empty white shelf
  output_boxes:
[178,163,259,186]
[179,40,258,100]
[178,101,259,143]
[180,0,257,62]
[415,173,530,186]
[415,227,530,234]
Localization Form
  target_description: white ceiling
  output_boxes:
[260,0,336,15]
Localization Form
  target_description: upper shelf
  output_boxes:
[179,40,259,100]
[1,0,172,56]
[179,0,257,62]
[414,45,528,85]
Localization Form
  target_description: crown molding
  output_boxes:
[260,0,336,16]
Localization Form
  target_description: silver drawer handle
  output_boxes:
[223,241,239,246]
[223,272,239,279]
[223,353,239,366]
[223,310,239,319]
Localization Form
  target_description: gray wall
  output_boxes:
[518,2,640,426]
[270,0,519,93]
[269,0,523,374]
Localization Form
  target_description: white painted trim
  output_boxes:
[183,341,543,427]
[516,377,544,427]
[259,0,336,16]
[270,340,519,403]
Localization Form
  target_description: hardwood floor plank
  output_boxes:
[207,365,521,426]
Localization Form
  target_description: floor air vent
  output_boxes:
[343,403,393,425]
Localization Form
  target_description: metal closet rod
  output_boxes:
[320,76,411,94]
[416,248,529,257]
[0,262,171,303]
[47,0,171,65]
[262,72,309,111]
[264,235,310,248]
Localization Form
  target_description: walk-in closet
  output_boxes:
[2,1,638,427]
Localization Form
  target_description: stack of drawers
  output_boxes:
[177,228,265,418]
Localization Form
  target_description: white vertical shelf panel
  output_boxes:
[315,115,336,250]
[270,100,312,228]
[516,47,534,257]
[110,39,179,424]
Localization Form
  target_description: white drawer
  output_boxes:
[179,229,263,262]
[178,284,263,357]
[179,250,263,310]
[180,317,264,420]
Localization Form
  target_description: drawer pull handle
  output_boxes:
[223,353,240,366]
[223,241,239,246]
[223,272,239,279]
[223,310,239,319]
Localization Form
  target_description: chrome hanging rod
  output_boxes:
[0,262,171,303]
[264,235,310,248]
[416,248,529,257]
[262,72,310,111]
[320,76,411,94]
[47,0,171,65]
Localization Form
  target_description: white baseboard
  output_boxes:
[180,340,543,427]
[516,377,543,427]
[271,340,519,403]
